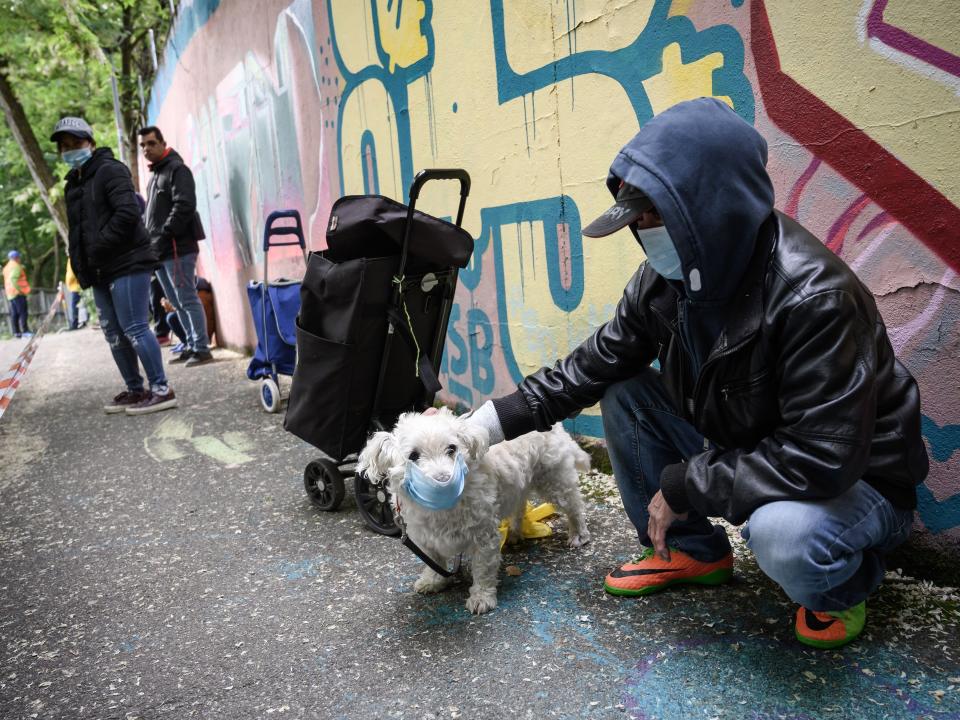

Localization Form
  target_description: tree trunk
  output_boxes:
[0,58,69,284]
[121,3,140,188]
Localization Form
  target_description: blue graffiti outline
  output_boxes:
[360,129,381,194]
[485,196,604,436]
[489,0,754,125]
[328,0,436,196]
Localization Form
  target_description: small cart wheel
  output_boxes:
[304,458,345,511]
[354,471,400,536]
[260,377,281,413]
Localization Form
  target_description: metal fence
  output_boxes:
[0,288,71,333]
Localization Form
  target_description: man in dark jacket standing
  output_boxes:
[138,126,212,366]
[52,116,177,414]
[464,98,928,649]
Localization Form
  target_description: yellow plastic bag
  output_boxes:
[498,502,557,551]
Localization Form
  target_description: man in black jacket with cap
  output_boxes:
[139,125,212,367]
[463,98,928,649]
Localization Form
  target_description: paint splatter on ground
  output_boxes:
[0,331,957,719]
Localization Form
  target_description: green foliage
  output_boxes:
[0,0,172,286]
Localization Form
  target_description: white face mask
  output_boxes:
[636,225,682,280]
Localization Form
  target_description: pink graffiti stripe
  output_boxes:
[826,194,871,255]
[850,222,897,274]
[556,222,572,292]
[867,0,960,79]
[888,269,957,354]
[856,211,893,242]
[784,157,821,219]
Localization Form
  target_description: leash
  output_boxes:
[394,497,461,578]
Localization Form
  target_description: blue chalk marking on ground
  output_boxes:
[623,636,960,719]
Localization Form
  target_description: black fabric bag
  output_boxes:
[283,195,472,460]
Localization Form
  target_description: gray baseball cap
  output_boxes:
[50,116,94,143]
[582,182,655,237]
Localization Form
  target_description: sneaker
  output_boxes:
[185,350,214,367]
[170,342,186,354]
[104,389,148,414]
[156,334,171,346]
[170,349,195,364]
[125,388,178,415]
[604,547,733,597]
[795,601,866,649]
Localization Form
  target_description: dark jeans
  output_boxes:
[67,291,81,329]
[167,310,186,344]
[92,272,168,393]
[599,367,913,611]
[150,276,170,336]
[8,295,29,336]
[156,253,209,352]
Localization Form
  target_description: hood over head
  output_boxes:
[606,97,775,303]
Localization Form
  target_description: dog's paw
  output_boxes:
[567,528,591,548]
[465,588,498,615]
[414,574,450,594]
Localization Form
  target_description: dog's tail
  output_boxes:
[552,424,592,473]
[574,443,592,474]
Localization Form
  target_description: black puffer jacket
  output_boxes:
[492,100,928,525]
[144,149,203,261]
[64,147,157,288]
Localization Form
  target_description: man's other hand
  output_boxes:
[647,490,688,561]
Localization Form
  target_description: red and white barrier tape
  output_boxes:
[0,285,65,421]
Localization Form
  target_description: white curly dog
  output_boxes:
[357,408,591,614]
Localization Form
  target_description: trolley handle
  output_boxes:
[263,209,306,252]
[401,168,471,271]
[408,169,471,203]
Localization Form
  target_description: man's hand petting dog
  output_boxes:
[357,408,591,614]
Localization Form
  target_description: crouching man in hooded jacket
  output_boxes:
[465,98,929,649]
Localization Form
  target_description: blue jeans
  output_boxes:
[67,291,81,329]
[92,272,168,393]
[155,252,209,353]
[599,367,913,611]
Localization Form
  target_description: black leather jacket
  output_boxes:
[64,147,157,288]
[144,149,204,261]
[492,211,928,524]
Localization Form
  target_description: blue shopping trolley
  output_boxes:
[246,209,308,412]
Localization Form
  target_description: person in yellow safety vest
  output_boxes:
[65,259,83,330]
[3,250,32,338]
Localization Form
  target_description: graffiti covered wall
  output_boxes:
[148,0,960,545]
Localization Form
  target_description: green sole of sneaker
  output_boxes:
[794,629,863,650]
[603,567,733,597]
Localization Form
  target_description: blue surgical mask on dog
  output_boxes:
[402,453,467,510]
[637,225,682,280]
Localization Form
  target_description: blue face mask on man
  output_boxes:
[401,452,468,510]
[62,147,93,169]
[636,225,683,280]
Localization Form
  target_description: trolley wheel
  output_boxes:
[304,458,346,511]
[354,471,400,536]
[260,377,281,413]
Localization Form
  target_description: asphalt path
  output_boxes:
[1,329,958,719]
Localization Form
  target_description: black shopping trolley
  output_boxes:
[284,169,473,535]
[246,209,308,413]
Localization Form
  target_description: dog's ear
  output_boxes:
[456,418,490,463]
[357,431,395,480]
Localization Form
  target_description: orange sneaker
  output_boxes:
[604,547,733,596]
[795,601,866,649]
